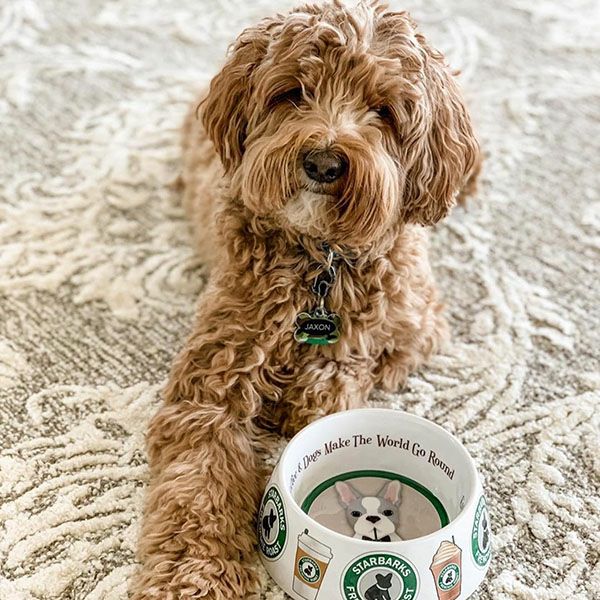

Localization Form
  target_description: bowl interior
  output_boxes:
[281,409,477,539]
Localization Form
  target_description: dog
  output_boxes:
[335,480,403,541]
[365,573,394,600]
[132,1,479,597]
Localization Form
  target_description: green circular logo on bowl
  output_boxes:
[438,563,460,590]
[258,485,287,561]
[298,556,321,583]
[342,553,418,600]
[471,496,492,568]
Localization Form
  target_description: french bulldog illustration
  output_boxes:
[482,513,490,549]
[365,573,394,600]
[335,480,402,541]
[443,570,456,587]
[301,561,315,579]
[262,507,277,540]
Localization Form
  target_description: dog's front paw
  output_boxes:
[131,556,260,600]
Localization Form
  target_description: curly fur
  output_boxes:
[132,1,479,598]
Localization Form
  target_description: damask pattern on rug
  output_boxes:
[0,1,598,598]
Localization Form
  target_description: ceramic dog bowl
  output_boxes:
[258,409,491,600]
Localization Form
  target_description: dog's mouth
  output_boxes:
[278,168,346,236]
[304,188,331,196]
[300,188,335,200]
[298,168,344,197]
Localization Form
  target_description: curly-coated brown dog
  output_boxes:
[132,1,479,598]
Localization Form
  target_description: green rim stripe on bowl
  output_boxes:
[300,469,450,528]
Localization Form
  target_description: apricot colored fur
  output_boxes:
[132,1,479,598]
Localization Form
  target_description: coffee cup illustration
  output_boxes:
[430,539,462,600]
[292,529,333,599]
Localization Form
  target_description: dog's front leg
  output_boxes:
[279,357,375,437]
[132,328,268,599]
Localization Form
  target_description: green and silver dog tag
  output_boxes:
[294,307,341,345]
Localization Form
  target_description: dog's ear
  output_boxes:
[335,481,359,507]
[379,480,401,505]
[200,19,276,173]
[401,37,480,225]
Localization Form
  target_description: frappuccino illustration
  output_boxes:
[430,538,462,600]
[292,529,333,599]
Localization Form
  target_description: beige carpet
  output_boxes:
[1,0,598,598]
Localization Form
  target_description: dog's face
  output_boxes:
[335,480,401,540]
[202,1,478,246]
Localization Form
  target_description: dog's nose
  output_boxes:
[303,150,347,183]
[366,515,381,523]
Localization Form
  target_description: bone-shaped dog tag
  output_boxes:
[294,308,341,345]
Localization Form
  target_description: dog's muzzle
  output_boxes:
[302,150,347,183]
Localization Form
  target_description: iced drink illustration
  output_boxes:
[292,529,333,600]
[430,539,462,600]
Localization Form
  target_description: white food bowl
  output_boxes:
[258,409,492,600]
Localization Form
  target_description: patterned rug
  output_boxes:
[1,0,598,598]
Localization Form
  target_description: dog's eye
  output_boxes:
[351,511,362,517]
[374,105,393,123]
[383,509,394,516]
[269,88,303,108]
